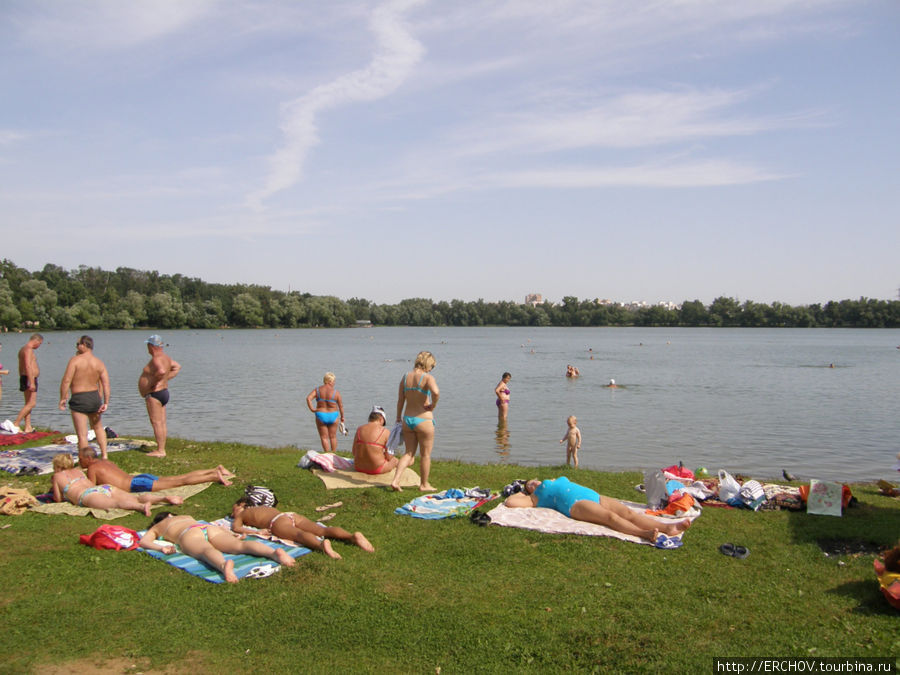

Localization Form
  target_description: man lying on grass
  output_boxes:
[231,498,374,560]
[139,512,295,584]
[78,446,234,492]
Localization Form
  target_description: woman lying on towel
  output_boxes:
[504,476,691,543]
[139,512,296,584]
[51,453,182,516]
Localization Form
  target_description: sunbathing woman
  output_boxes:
[390,350,439,492]
[504,476,691,542]
[305,372,345,453]
[230,498,374,560]
[51,453,182,516]
[139,512,296,583]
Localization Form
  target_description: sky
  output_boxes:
[1,0,898,306]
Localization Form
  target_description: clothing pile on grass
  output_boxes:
[395,488,495,520]
[642,463,855,515]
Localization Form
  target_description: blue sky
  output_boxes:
[1,0,898,305]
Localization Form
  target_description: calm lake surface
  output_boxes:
[4,327,898,481]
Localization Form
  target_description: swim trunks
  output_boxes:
[130,473,159,493]
[19,376,37,392]
[534,477,600,518]
[69,390,102,414]
[78,484,113,506]
[146,389,169,406]
[315,410,340,425]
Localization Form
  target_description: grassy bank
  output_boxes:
[2,437,898,674]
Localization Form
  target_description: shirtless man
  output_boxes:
[231,498,374,560]
[14,333,42,432]
[78,446,235,493]
[59,335,110,458]
[139,512,295,583]
[137,335,181,458]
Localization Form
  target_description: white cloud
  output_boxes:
[246,0,427,208]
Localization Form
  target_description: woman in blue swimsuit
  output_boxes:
[390,351,440,492]
[306,372,345,453]
[504,477,691,542]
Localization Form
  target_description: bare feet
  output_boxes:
[274,549,296,567]
[674,519,691,534]
[142,502,152,517]
[389,483,402,492]
[419,484,436,492]
[216,468,233,487]
[352,532,375,552]
[322,539,342,560]
[146,451,166,458]
[648,528,660,543]
[23,427,35,433]
[165,496,184,505]
[224,559,238,583]
[216,465,236,478]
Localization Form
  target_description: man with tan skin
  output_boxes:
[137,335,180,458]
[14,333,42,432]
[59,335,110,458]
[78,446,235,493]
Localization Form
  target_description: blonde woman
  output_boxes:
[50,454,182,516]
[390,351,439,492]
[306,372,345,452]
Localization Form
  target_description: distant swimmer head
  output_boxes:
[609,379,615,385]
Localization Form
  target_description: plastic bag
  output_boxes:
[717,470,741,502]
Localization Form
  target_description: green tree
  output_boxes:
[231,293,264,327]
[0,279,22,329]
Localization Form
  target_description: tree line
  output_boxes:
[1,259,898,330]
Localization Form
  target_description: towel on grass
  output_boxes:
[0,430,57,447]
[313,467,419,490]
[395,489,495,520]
[29,483,211,520]
[486,499,699,546]
[138,523,312,583]
[0,438,152,476]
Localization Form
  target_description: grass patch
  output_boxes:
[2,436,899,673]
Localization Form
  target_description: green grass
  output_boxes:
[2,436,899,674]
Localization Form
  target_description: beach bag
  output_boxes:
[79,524,139,551]
[243,485,278,508]
[643,470,668,510]
[717,470,741,503]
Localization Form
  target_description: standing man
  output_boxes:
[58,335,110,459]
[14,333,42,433]
[138,334,180,458]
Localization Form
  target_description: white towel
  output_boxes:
[386,422,404,453]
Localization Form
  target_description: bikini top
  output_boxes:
[316,387,338,404]
[354,426,388,451]
[403,372,431,397]
[62,474,88,498]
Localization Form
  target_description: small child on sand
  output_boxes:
[559,415,582,468]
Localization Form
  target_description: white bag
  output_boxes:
[717,470,741,502]
[386,422,404,453]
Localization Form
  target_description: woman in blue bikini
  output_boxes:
[306,372,345,452]
[504,477,690,542]
[390,351,440,492]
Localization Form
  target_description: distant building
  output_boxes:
[524,293,543,306]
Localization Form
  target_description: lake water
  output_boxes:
[3,327,898,481]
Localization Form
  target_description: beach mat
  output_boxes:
[30,482,211,520]
[395,490,495,519]
[313,467,419,489]
[138,525,312,583]
[0,438,153,476]
[0,430,58,447]
[486,500,698,546]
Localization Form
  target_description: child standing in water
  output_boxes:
[560,415,582,468]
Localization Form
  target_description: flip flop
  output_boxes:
[719,542,750,558]
[315,501,343,512]
[318,512,336,522]
[654,534,683,549]
[719,542,736,556]
[244,564,279,579]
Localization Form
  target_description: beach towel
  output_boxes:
[138,524,312,583]
[313,467,419,490]
[395,489,495,520]
[0,438,151,476]
[0,430,57,447]
[29,483,211,520]
[302,451,355,473]
[485,499,699,547]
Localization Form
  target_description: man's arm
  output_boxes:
[99,364,110,411]
[58,358,76,410]
[167,358,181,379]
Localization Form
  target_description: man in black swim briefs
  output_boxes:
[137,335,181,458]
[14,333,42,433]
[59,335,111,458]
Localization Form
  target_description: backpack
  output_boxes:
[79,524,140,551]
[243,485,278,507]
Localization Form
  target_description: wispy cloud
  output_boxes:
[246,0,427,208]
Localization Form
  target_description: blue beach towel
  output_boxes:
[0,439,147,476]
[137,524,312,583]
[395,489,488,520]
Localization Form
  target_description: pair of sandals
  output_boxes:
[469,510,491,526]
[719,542,750,559]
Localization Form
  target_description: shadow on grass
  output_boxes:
[826,579,898,616]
